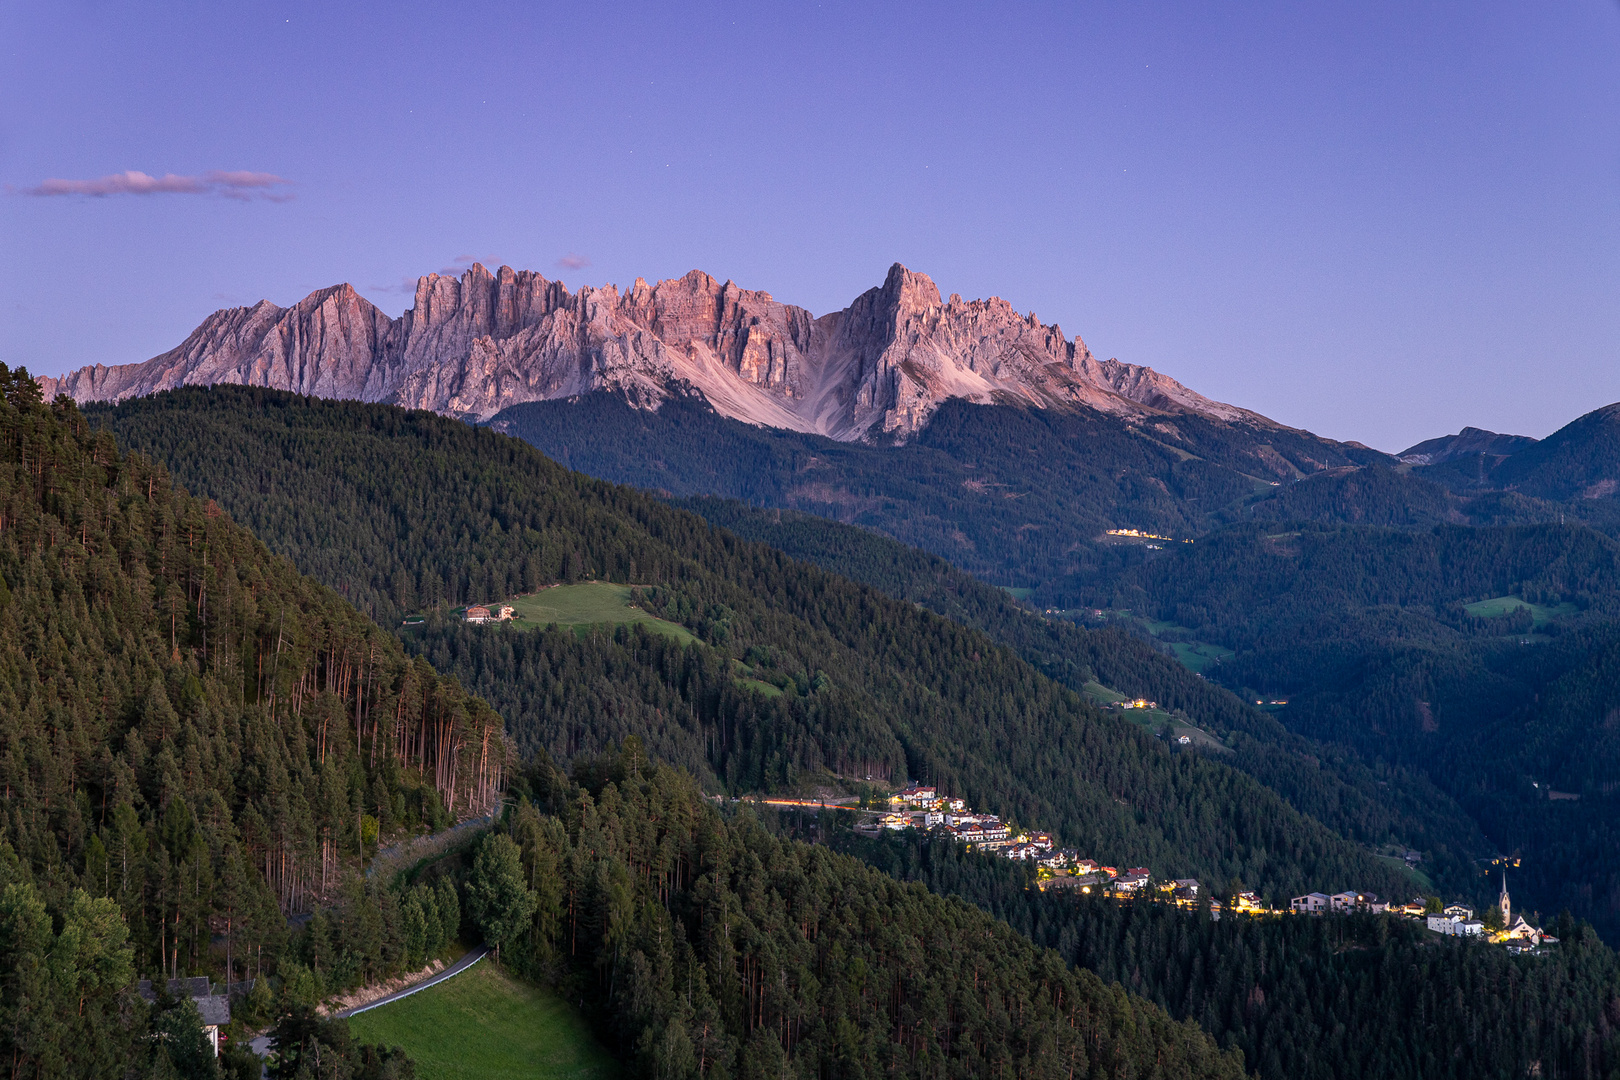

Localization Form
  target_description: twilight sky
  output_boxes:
[2,1,1616,452]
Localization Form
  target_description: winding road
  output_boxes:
[337,944,490,1018]
[248,945,490,1058]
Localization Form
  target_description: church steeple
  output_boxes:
[1498,868,1511,926]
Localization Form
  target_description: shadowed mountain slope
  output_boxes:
[96,385,1423,903]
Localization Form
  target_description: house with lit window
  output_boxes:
[1115,868,1151,892]
[1291,892,1330,914]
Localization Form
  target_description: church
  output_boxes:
[1496,870,1555,945]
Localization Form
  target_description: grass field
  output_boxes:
[737,677,784,698]
[1093,613,1235,675]
[500,583,694,643]
[1463,595,1578,626]
[1372,853,1435,892]
[348,962,619,1080]
[1168,641,1235,673]
[1082,682,1228,752]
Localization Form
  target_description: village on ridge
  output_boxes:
[828,782,1557,951]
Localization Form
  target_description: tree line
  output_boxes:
[476,738,1247,1080]
[827,827,1620,1080]
[0,371,505,1075]
[98,386,1424,903]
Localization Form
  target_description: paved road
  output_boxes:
[337,944,490,1018]
[248,945,490,1058]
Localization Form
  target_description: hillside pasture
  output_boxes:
[347,961,618,1080]
[1169,641,1235,673]
[501,582,695,643]
[1463,596,1579,626]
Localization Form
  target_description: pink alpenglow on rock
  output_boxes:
[39,263,1273,443]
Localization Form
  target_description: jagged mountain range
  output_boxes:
[40,262,1273,442]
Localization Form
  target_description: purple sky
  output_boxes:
[3,1,1617,452]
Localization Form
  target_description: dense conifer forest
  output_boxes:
[678,497,1493,903]
[482,394,1388,603]
[494,740,1247,1080]
[1063,521,1620,941]
[482,394,1618,602]
[99,387,1420,903]
[0,371,506,1075]
[0,377,1250,1078]
[8,378,1615,1076]
[828,829,1620,1080]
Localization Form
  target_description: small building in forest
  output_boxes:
[139,978,231,1056]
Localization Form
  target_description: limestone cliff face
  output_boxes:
[39,262,1273,441]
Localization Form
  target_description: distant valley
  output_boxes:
[13,258,1620,1077]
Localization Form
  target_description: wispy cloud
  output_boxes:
[555,252,591,271]
[14,169,293,201]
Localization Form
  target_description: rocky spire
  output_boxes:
[37,263,1278,442]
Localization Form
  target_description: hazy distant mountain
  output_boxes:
[38,262,1273,442]
[1397,426,1537,465]
[1489,402,1620,501]
[1406,404,1620,507]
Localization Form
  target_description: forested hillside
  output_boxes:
[833,830,1620,1080]
[1071,520,1620,940]
[486,393,1386,603]
[484,394,1617,603]
[0,375,1250,1079]
[1094,521,1620,649]
[97,386,1420,903]
[495,740,1247,1080]
[678,496,1491,901]
[28,379,1620,1076]
[1419,401,1620,514]
[0,370,505,1075]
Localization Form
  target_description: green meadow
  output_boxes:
[1168,640,1235,673]
[499,582,695,643]
[347,962,619,1080]
[1463,595,1579,626]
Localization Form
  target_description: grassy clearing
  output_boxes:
[1082,681,1127,705]
[1463,595,1578,626]
[501,583,694,643]
[348,961,619,1080]
[1096,613,1235,674]
[1168,640,1235,673]
[1082,682,1228,752]
[1000,586,1035,601]
[1371,853,1435,892]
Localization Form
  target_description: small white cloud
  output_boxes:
[555,252,591,271]
[13,169,293,200]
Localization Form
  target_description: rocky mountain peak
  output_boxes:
[39,263,1274,442]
